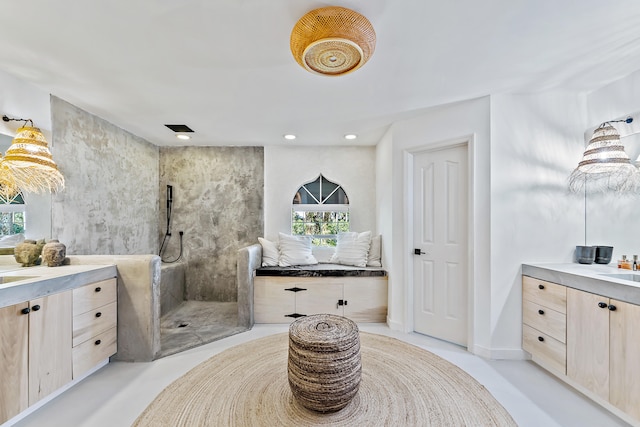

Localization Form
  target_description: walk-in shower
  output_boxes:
[157,184,246,358]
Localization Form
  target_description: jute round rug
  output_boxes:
[132,333,517,427]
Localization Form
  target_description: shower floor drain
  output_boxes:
[178,322,189,328]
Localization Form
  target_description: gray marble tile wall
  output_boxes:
[50,96,160,255]
[159,146,263,302]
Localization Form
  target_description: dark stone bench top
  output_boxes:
[256,264,387,277]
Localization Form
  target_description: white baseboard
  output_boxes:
[471,344,527,360]
[386,316,403,332]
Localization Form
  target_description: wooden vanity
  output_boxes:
[0,264,117,425]
[522,263,640,426]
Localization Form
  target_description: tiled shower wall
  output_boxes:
[159,146,264,302]
[50,96,160,254]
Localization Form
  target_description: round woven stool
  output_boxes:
[288,314,361,413]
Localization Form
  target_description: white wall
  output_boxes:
[376,128,394,324]
[0,69,53,239]
[489,92,587,354]
[584,69,640,262]
[264,145,377,241]
[383,97,492,354]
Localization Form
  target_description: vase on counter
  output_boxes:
[14,239,44,267]
[41,239,66,267]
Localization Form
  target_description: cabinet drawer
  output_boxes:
[523,300,566,343]
[523,324,566,375]
[73,278,117,316]
[72,327,117,379]
[522,276,566,314]
[73,302,117,347]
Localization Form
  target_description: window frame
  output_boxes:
[291,175,350,246]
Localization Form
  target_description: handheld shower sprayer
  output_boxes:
[159,184,183,262]
[166,185,173,236]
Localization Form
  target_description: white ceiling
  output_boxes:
[1,1,640,147]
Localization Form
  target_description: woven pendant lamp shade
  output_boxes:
[290,6,376,76]
[569,123,640,193]
[3,126,65,194]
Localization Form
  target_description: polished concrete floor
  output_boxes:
[11,324,632,427]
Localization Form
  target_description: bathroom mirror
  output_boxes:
[0,132,52,240]
[584,126,640,261]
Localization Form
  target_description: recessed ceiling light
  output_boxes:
[344,134,357,140]
[284,134,296,140]
[176,134,191,140]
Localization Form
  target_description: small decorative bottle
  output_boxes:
[619,255,632,270]
[634,255,638,271]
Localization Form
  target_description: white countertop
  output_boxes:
[522,263,640,305]
[0,264,117,308]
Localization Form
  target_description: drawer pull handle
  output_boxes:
[31,305,41,311]
[538,284,545,290]
[538,309,544,315]
[608,304,617,311]
[95,287,102,292]
[95,312,102,318]
[598,302,607,308]
[21,307,30,315]
[95,339,102,345]
[538,336,544,342]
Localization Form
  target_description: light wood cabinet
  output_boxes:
[0,292,72,425]
[523,275,640,425]
[0,302,29,423]
[28,292,73,405]
[566,287,610,400]
[521,276,566,375]
[568,288,640,421]
[0,277,117,425]
[254,276,387,323]
[72,278,117,379]
[609,299,640,421]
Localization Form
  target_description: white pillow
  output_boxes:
[258,237,279,267]
[331,231,371,267]
[312,245,336,264]
[367,234,382,267]
[278,233,318,267]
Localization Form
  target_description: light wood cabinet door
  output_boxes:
[296,281,343,317]
[0,303,29,424]
[609,299,640,421]
[566,288,610,401]
[343,278,388,322]
[28,292,73,405]
[254,278,296,323]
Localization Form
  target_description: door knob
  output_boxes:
[414,248,426,255]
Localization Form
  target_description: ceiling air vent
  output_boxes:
[164,124,194,133]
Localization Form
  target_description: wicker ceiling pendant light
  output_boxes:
[290,6,376,76]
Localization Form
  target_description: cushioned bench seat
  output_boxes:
[256,264,387,277]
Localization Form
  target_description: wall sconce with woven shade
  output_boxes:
[0,115,64,201]
[569,117,640,193]
[290,6,376,76]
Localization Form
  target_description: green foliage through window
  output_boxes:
[0,212,24,236]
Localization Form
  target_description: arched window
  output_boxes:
[292,174,349,246]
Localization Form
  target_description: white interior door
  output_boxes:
[413,144,468,346]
